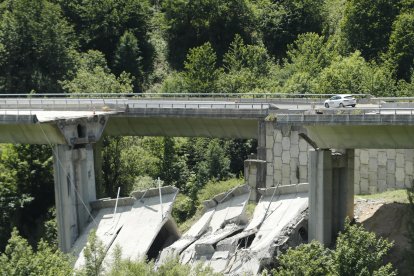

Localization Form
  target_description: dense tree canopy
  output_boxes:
[386,12,414,81]
[259,0,325,58]
[0,0,413,273]
[341,0,400,60]
[0,0,76,93]
[162,0,257,69]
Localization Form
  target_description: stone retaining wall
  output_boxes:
[355,149,414,194]
[258,121,414,194]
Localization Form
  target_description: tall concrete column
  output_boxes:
[53,144,97,253]
[257,120,267,160]
[332,149,354,235]
[53,115,107,252]
[308,149,354,246]
[93,140,104,198]
[309,149,333,245]
[244,159,266,202]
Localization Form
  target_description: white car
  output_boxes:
[324,94,356,108]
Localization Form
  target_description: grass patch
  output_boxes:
[356,189,409,203]
[177,177,245,233]
[245,202,256,220]
[198,178,244,203]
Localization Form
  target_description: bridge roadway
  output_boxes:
[0,96,413,149]
[2,94,414,252]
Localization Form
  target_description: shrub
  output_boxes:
[273,219,396,276]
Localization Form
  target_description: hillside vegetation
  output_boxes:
[1,0,414,274]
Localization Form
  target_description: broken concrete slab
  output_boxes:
[73,186,180,269]
[158,184,250,268]
[223,184,309,275]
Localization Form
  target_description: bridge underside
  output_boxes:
[305,125,414,149]
[0,123,66,144]
[105,117,259,139]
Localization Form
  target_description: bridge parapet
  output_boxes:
[275,110,414,126]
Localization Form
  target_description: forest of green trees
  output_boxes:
[1,0,414,274]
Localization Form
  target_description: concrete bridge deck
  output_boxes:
[1,94,414,256]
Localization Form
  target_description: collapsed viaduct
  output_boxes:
[0,95,413,251]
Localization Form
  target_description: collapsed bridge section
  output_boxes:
[158,183,309,275]
[72,186,180,269]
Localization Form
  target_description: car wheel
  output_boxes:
[339,103,344,108]
[351,104,356,107]
[325,103,329,108]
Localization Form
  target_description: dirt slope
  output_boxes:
[354,199,411,275]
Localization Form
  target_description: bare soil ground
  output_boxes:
[354,198,411,275]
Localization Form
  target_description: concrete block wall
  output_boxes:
[264,123,310,187]
[260,121,414,194]
[354,149,414,194]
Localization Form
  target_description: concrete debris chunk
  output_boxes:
[158,184,250,268]
[72,186,180,269]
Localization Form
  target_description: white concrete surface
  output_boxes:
[224,187,308,275]
[73,186,179,270]
[158,185,250,269]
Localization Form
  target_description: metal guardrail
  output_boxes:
[0,98,273,111]
[0,92,371,100]
[276,108,414,125]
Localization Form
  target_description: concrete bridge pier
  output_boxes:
[308,149,354,246]
[53,115,108,252]
[53,144,97,253]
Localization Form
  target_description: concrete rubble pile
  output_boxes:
[223,184,308,275]
[72,186,180,269]
[158,184,251,266]
[158,183,309,275]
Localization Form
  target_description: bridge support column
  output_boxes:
[244,159,266,202]
[53,115,107,252]
[53,144,96,253]
[308,149,354,246]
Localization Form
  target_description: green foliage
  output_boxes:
[61,50,134,94]
[274,241,333,276]
[0,0,77,93]
[273,221,396,276]
[322,0,346,36]
[316,52,371,94]
[43,207,58,249]
[340,0,400,60]
[177,178,243,232]
[57,0,154,73]
[333,220,396,276]
[406,184,414,271]
[385,12,414,81]
[281,33,336,94]
[286,33,334,78]
[0,156,31,249]
[132,175,157,192]
[163,0,257,68]
[108,248,154,276]
[397,72,414,97]
[259,0,324,58]
[219,35,276,93]
[108,254,221,276]
[113,31,144,92]
[172,194,196,224]
[0,144,54,248]
[197,178,242,204]
[82,230,106,276]
[357,189,410,203]
[161,137,178,186]
[0,228,73,275]
[183,43,221,94]
[224,139,256,177]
